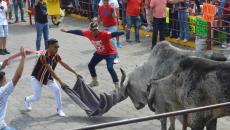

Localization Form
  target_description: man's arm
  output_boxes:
[12,47,26,87]
[61,29,84,36]
[59,60,78,76]
[111,31,125,38]
[43,64,65,86]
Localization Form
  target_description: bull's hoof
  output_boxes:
[168,126,175,130]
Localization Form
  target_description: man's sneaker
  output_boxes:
[21,19,26,22]
[24,97,32,111]
[57,109,66,117]
[126,40,132,43]
[3,49,10,54]
[14,20,19,23]
[89,77,99,87]
[135,40,141,43]
[183,39,188,42]
[0,49,6,55]
[114,58,120,64]
[117,43,122,48]
[176,37,181,41]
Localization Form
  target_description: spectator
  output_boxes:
[150,0,167,49]
[0,0,10,55]
[6,0,14,24]
[98,0,120,63]
[125,0,143,43]
[92,0,100,17]
[35,0,49,51]
[13,0,26,23]
[99,0,122,48]
[177,0,189,42]
[169,2,179,38]
[0,47,26,130]
[144,0,153,31]
[218,0,230,46]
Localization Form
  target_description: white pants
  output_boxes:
[26,76,62,110]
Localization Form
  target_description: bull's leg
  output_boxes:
[168,116,175,130]
[206,119,217,130]
[191,124,205,130]
[160,118,167,130]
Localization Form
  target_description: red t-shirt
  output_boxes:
[98,5,117,27]
[82,30,117,55]
[223,0,230,15]
[126,0,142,16]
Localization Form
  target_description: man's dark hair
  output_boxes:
[48,38,58,47]
[0,71,5,81]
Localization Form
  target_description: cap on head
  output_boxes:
[89,22,99,31]
[48,38,58,47]
[0,71,5,81]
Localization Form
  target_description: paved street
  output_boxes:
[0,17,230,130]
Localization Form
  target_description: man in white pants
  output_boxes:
[24,38,79,117]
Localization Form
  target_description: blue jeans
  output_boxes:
[35,22,49,50]
[88,53,119,83]
[178,10,189,40]
[125,16,141,41]
[13,0,24,20]
[1,126,16,130]
[91,0,99,17]
[152,17,166,47]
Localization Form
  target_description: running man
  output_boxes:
[0,47,26,130]
[24,38,79,117]
[61,22,124,88]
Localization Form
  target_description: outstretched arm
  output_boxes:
[111,31,125,38]
[12,47,26,87]
[59,60,79,76]
[61,29,84,36]
[44,64,65,86]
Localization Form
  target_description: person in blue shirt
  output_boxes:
[0,47,26,130]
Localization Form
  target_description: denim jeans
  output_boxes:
[152,17,166,47]
[88,53,119,83]
[125,15,141,41]
[35,22,49,50]
[178,10,189,40]
[0,126,16,130]
[224,16,230,43]
[13,0,24,20]
[169,11,179,38]
[91,0,99,17]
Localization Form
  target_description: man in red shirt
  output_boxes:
[61,22,124,88]
[125,0,143,43]
[98,0,120,63]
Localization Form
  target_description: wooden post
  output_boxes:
[207,22,212,50]
[182,114,188,130]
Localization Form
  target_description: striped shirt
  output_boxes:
[31,51,61,85]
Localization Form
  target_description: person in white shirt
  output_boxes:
[0,0,10,55]
[0,47,26,130]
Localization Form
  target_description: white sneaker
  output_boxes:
[24,97,32,111]
[176,37,181,40]
[183,39,188,42]
[114,58,120,64]
[57,109,66,117]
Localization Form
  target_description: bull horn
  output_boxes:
[120,68,126,87]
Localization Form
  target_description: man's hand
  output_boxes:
[20,47,26,58]
[58,80,66,87]
[61,29,67,32]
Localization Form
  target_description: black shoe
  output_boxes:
[21,19,26,22]
[14,20,19,23]
[3,49,10,54]
[0,49,6,55]
[135,40,141,43]
[126,39,132,43]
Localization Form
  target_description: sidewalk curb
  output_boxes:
[69,14,195,48]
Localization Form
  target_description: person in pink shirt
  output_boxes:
[150,0,167,49]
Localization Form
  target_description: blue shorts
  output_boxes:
[0,25,8,38]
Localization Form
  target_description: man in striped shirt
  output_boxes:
[24,38,79,117]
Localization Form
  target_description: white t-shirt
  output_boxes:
[0,1,8,25]
[99,0,119,8]
[0,81,14,129]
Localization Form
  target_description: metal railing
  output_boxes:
[72,102,230,130]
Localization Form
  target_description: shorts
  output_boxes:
[0,25,8,38]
